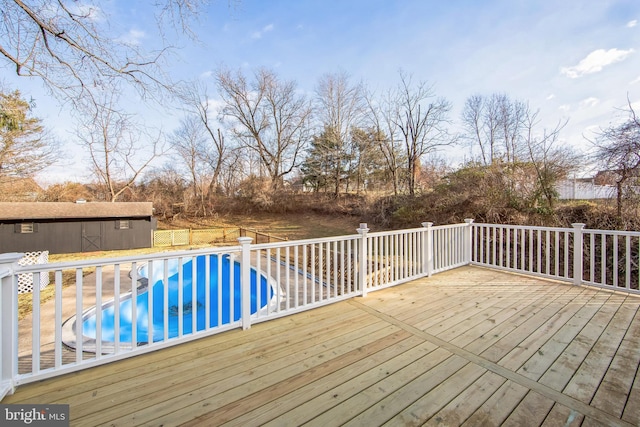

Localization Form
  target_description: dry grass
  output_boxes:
[163,212,362,241]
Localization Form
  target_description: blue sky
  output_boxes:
[4,0,640,184]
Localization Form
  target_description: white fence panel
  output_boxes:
[582,229,640,292]
[471,223,575,282]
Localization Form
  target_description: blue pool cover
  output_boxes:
[81,254,272,344]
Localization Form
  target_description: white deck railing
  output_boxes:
[470,222,640,293]
[2,220,639,400]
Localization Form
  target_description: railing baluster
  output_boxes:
[216,255,222,327]
[626,235,631,290]
[589,233,595,283]
[191,255,197,333]
[177,257,183,338]
[31,272,41,374]
[256,247,264,318]
[336,240,340,298]
[613,234,619,288]
[130,263,137,349]
[513,227,518,269]
[275,247,281,314]
[347,240,352,294]
[54,270,63,369]
[95,266,102,357]
[75,268,83,362]
[113,264,121,352]
[600,233,607,285]
[311,244,316,303]
[302,244,308,305]
[204,255,210,330]
[536,229,541,274]
[147,261,154,344]
[545,230,550,275]
[163,259,169,338]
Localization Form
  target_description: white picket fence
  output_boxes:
[1,220,639,401]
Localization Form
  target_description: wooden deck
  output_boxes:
[4,266,640,426]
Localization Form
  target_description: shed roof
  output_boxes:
[0,202,153,220]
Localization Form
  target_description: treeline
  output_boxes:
[33,161,640,234]
[2,67,640,229]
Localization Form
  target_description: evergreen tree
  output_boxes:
[0,89,56,181]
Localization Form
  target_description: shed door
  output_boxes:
[82,222,102,252]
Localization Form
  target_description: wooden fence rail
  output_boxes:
[153,227,287,247]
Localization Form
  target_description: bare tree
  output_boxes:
[499,95,527,164]
[395,71,454,196]
[314,71,365,195]
[179,82,229,196]
[1,0,210,103]
[461,93,528,165]
[139,164,188,219]
[76,92,164,202]
[171,115,209,214]
[216,67,312,191]
[523,114,576,209]
[365,88,405,195]
[218,146,246,196]
[593,100,640,218]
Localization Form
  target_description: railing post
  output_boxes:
[357,223,369,297]
[0,253,23,400]
[464,219,475,264]
[421,222,433,277]
[238,237,253,330]
[572,223,585,286]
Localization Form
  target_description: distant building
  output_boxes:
[0,202,156,254]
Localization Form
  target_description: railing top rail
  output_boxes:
[431,223,471,230]
[249,233,361,251]
[473,223,574,233]
[582,228,640,237]
[474,222,640,236]
[368,227,427,237]
[14,244,243,274]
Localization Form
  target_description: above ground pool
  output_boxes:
[63,254,273,350]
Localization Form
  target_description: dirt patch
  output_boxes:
[161,212,363,241]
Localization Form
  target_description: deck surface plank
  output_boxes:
[540,404,584,426]
[561,296,638,405]
[423,370,507,426]
[4,266,640,427]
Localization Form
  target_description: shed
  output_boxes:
[0,202,156,254]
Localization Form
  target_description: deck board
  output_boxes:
[540,404,584,426]
[4,266,640,426]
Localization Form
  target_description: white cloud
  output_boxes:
[631,75,640,85]
[546,94,555,100]
[559,104,571,112]
[560,48,634,78]
[118,29,146,46]
[628,19,638,28]
[206,98,225,111]
[580,97,599,108]
[251,24,275,39]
